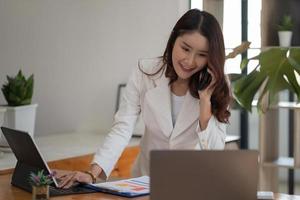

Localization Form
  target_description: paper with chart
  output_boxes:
[90,176,149,195]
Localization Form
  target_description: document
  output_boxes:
[85,176,150,197]
[257,191,274,199]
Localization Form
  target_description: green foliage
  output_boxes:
[1,70,34,106]
[232,48,300,112]
[277,15,294,31]
[28,170,54,186]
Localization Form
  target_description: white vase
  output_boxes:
[0,107,6,126]
[0,104,38,147]
[278,31,293,47]
[0,108,7,155]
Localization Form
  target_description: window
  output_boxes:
[190,0,203,10]
[190,0,261,74]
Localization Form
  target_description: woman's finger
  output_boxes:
[53,170,74,180]
[206,68,215,83]
[55,172,68,179]
[63,175,78,189]
[58,172,76,188]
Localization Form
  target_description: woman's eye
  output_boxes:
[198,53,207,57]
[181,46,189,52]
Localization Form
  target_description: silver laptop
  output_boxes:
[150,150,258,200]
[1,127,96,196]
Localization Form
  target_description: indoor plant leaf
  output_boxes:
[234,70,265,111]
[234,47,300,112]
[240,58,249,70]
[1,70,34,106]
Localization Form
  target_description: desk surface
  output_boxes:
[0,131,238,173]
[1,174,300,200]
[0,174,148,200]
[0,131,141,172]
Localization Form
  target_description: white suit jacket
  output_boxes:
[93,59,226,179]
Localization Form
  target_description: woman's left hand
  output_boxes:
[198,68,215,130]
[198,68,216,101]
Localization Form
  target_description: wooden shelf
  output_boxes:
[258,101,300,192]
[262,157,298,169]
[252,100,300,109]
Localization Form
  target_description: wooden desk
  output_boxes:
[0,174,147,200]
[1,174,300,200]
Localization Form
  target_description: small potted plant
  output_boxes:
[277,14,294,47]
[0,70,38,147]
[29,170,54,200]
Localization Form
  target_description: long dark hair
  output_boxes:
[142,9,231,123]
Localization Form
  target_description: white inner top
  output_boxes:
[171,93,185,126]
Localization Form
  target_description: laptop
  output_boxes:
[1,127,96,196]
[150,150,258,200]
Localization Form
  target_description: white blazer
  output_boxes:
[93,58,227,179]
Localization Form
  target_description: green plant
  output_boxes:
[277,15,293,31]
[28,170,54,186]
[232,47,300,112]
[1,70,34,106]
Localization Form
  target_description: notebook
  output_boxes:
[150,150,259,200]
[1,127,96,196]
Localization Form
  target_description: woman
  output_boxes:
[58,9,231,188]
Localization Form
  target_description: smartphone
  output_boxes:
[197,67,212,91]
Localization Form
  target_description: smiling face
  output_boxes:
[171,31,209,82]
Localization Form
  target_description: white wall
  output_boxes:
[0,0,189,135]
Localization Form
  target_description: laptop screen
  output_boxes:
[1,127,59,188]
[150,150,258,200]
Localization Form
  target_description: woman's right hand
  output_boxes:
[55,164,103,189]
[55,171,94,189]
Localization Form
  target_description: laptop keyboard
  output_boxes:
[49,185,96,196]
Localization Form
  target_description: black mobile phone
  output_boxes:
[197,67,212,91]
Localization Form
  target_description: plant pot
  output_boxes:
[0,107,6,127]
[278,31,293,47]
[0,108,6,156]
[32,185,49,200]
[0,104,38,147]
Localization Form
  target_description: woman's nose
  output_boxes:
[185,53,195,67]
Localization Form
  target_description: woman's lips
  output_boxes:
[179,63,194,72]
